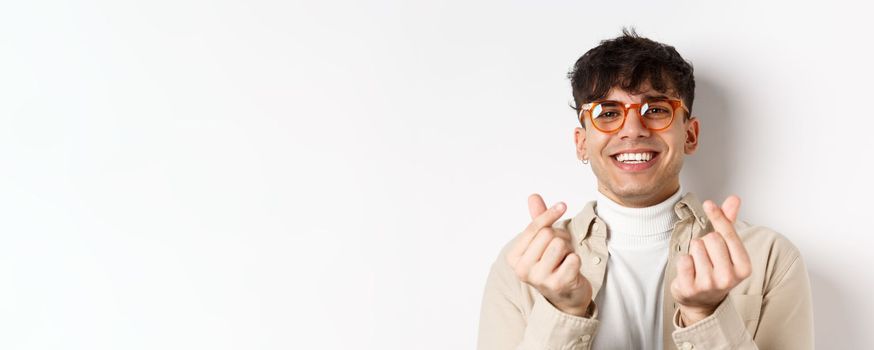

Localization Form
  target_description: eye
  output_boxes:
[596,111,621,119]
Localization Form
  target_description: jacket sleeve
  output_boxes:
[670,253,814,349]
[477,255,600,350]
[751,253,815,349]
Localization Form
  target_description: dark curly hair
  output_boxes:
[568,28,695,127]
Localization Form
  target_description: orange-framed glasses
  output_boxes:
[578,99,689,133]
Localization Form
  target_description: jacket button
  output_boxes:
[592,256,602,265]
[680,342,694,350]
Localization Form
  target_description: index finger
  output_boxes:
[507,201,566,265]
[703,199,750,275]
[703,199,738,239]
[525,201,566,234]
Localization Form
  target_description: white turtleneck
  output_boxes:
[591,187,683,350]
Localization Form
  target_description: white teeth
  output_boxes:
[615,152,654,163]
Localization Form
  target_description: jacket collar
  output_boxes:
[569,191,710,245]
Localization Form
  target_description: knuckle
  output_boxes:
[552,237,567,251]
[704,232,722,242]
[670,280,681,293]
[565,252,581,267]
[528,273,549,290]
[673,287,692,301]
[536,228,555,241]
[569,253,582,267]
[714,274,733,289]
[543,279,561,292]
[556,271,574,285]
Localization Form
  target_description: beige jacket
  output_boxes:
[477,192,814,350]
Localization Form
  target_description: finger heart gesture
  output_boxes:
[670,195,752,325]
[505,194,593,317]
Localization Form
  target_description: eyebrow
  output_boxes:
[599,94,673,104]
[641,94,672,101]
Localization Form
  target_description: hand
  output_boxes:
[506,194,593,317]
[670,195,752,325]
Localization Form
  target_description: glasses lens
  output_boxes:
[640,100,675,129]
[591,102,624,132]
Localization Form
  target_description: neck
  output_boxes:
[598,181,681,208]
[595,186,683,247]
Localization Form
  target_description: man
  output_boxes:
[477,29,814,350]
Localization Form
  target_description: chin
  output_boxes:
[606,180,664,201]
[613,185,657,199]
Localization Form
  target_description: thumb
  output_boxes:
[721,195,741,223]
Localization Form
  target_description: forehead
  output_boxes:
[602,82,680,103]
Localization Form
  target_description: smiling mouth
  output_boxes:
[611,151,658,163]
[609,151,660,171]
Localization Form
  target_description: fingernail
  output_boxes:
[553,202,565,211]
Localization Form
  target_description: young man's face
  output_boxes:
[574,83,700,208]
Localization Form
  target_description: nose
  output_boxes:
[617,108,651,140]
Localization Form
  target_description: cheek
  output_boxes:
[660,139,688,165]
[661,129,688,150]
[586,135,611,155]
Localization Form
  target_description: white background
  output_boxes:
[1,0,872,349]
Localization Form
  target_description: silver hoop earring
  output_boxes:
[582,159,589,165]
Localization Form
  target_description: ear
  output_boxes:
[684,117,700,155]
[574,127,587,160]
